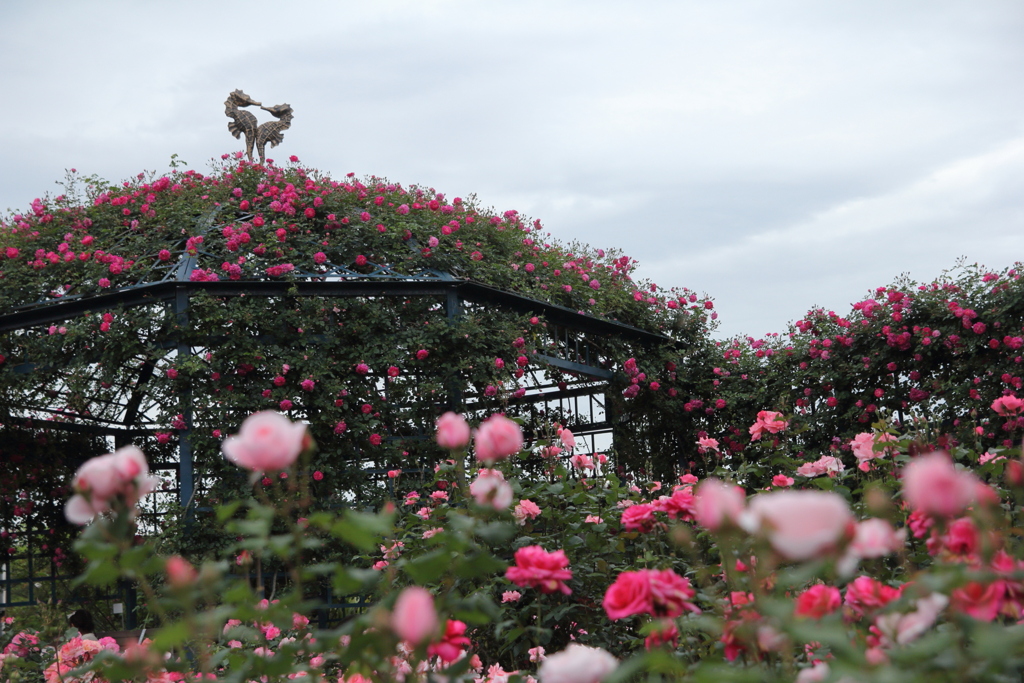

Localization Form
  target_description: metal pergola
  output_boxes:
[0,207,673,617]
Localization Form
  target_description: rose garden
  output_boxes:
[1,154,1023,682]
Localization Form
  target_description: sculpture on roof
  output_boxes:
[224,90,294,163]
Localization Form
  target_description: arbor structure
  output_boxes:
[0,157,715,614]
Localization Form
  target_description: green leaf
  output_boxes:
[404,550,453,583]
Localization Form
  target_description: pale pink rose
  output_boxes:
[538,644,617,683]
[65,446,160,524]
[874,593,947,646]
[850,432,876,462]
[796,455,844,478]
[795,460,827,477]
[422,527,444,539]
[436,412,471,449]
[740,490,854,561]
[391,586,438,645]
[559,429,576,450]
[852,432,897,463]
[849,518,906,558]
[902,452,979,517]
[514,499,542,525]
[693,478,745,531]
[529,645,547,663]
[470,470,513,509]
[221,411,306,472]
[584,515,603,523]
[474,415,524,462]
[501,590,522,603]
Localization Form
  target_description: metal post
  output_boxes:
[173,286,194,509]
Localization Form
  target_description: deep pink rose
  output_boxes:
[794,585,842,618]
[505,545,573,595]
[474,415,523,462]
[647,569,700,617]
[603,571,653,620]
[436,412,471,449]
[391,586,437,644]
[620,503,656,532]
[427,619,471,663]
[221,411,306,473]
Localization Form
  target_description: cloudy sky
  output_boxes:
[2,1,1021,338]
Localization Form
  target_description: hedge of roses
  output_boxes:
[3,404,1024,682]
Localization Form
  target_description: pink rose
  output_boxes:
[391,586,437,645]
[748,410,788,440]
[221,411,306,473]
[693,478,745,531]
[992,395,1024,416]
[514,499,542,525]
[696,437,719,453]
[844,576,902,616]
[505,545,573,595]
[436,412,471,449]
[740,490,854,561]
[474,414,523,462]
[902,452,979,517]
[647,569,700,617]
[538,644,617,683]
[502,590,522,603]
[559,428,576,450]
[427,619,471,663]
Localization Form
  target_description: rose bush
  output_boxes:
[2,401,1024,682]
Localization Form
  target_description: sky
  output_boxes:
[1,1,1021,338]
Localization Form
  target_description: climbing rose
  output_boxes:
[538,644,617,683]
[221,411,306,473]
[475,415,523,462]
[505,546,573,594]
